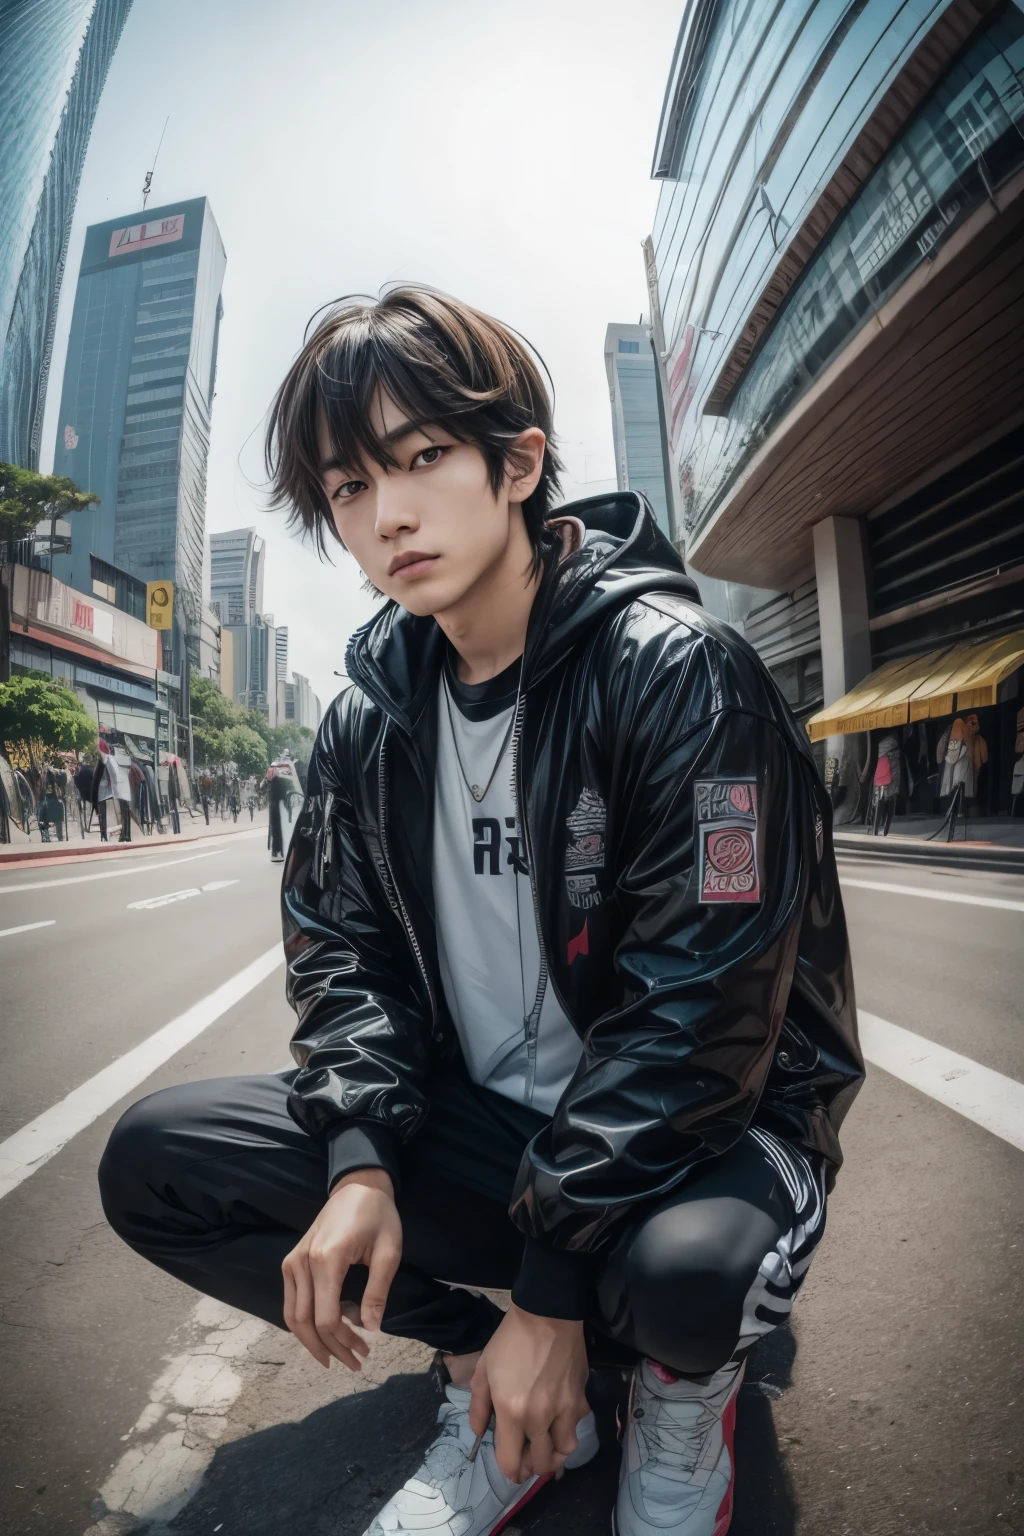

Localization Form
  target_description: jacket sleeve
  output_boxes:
[282,720,433,1193]
[510,700,810,1317]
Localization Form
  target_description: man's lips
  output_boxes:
[387,551,440,578]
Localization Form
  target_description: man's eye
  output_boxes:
[333,480,366,501]
[413,445,446,468]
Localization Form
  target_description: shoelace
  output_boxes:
[634,1384,717,1481]
[420,1399,479,1493]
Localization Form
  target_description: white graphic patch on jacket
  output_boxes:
[564,788,606,909]
[694,778,761,904]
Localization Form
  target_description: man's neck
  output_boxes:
[433,519,541,685]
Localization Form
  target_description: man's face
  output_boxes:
[318,393,536,617]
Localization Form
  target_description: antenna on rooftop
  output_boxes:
[141,116,170,210]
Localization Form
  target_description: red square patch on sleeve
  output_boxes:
[694,779,761,904]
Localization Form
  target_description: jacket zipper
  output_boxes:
[377,723,438,1028]
[510,690,573,1101]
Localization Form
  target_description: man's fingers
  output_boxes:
[550,1406,580,1461]
[360,1236,401,1332]
[317,1318,367,1371]
[523,1420,557,1478]
[468,1374,493,1440]
[494,1410,527,1485]
[282,1253,330,1368]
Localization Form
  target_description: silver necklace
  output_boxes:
[442,667,520,803]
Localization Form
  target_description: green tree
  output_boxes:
[266,724,315,761]
[224,723,268,779]
[0,463,97,558]
[0,672,97,776]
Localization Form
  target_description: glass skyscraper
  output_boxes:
[52,197,226,673]
[0,0,133,467]
[603,322,673,540]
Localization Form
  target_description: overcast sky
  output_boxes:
[41,0,682,714]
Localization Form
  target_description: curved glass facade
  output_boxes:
[650,0,1024,551]
[0,0,133,468]
[52,199,227,673]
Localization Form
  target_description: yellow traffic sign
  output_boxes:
[146,580,174,630]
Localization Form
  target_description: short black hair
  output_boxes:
[265,284,564,567]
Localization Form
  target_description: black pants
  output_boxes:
[99,1068,825,1376]
[269,796,284,857]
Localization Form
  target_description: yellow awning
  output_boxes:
[805,629,1024,742]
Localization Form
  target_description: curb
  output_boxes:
[0,817,262,866]
[834,831,1024,875]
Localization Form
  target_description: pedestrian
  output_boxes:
[265,751,295,862]
[93,739,130,842]
[99,287,862,1536]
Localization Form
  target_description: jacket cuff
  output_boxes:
[511,1236,595,1321]
[326,1123,401,1195]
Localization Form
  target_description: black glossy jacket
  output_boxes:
[281,493,863,1291]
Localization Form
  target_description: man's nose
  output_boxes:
[375,476,418,540]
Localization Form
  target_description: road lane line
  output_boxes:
[0,944,284,1201]
[859,1011,1024,1151]
[0,919,56,940]
[127,888,202,910]
[841,876,1024,913]
[0,849,224,895]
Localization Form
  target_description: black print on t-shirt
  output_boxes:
[472,817,529,876]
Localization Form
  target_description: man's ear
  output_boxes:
[506,427,547,506]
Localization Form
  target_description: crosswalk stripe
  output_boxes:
[0,944,284,1201]
[841,876,1024,913]
[859,1012,1024,1151]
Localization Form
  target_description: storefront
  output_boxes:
[806,630,1024,825]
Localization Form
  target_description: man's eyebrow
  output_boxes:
[317,419,438,477]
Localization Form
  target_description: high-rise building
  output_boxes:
[210,528,265,627]
[275,625,288,683]
[281,671,321,732]
[603,322,674,540]
[52,197,226,674]
[0,0,133,467]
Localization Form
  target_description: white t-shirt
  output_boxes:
[431,651,582,1115]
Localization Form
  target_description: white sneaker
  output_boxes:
[614,1358,744,1536]
[362,1381,599,1535]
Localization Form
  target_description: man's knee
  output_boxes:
[98,1086,184,1236]
[627,1208,753,1331]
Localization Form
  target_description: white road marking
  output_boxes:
[0,919,56,940]
[859,1012,1024,1151]
[0,944,284,1201]
[127,888,202,911]
[96,1297,269,1526]
[841,876,1024,913]
[127,879,240,910]
[0,848,224,895]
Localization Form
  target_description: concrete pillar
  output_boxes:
[813,516,872,824]
[813,516,872,703]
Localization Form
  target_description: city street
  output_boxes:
[0,835,1021,1536]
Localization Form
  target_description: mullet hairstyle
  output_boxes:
[265,285,564,573]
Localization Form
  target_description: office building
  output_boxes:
[275,625,288,683]
[0,0,133,467]
[52,196,226,675]
[603,323,673,539]
[209,527,265,627]
[646,0,1024,820]
[280,671,321,732]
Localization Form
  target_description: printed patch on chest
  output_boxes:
[694,779,761,904]
[564,789,607,907]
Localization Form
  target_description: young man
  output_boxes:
[99,287,862,1536]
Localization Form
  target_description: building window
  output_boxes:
[618,339,641,353]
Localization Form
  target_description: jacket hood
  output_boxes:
[345,491,701,729]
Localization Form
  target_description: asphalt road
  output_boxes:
[0,834,1021,1536]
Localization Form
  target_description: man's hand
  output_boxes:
[468,1304,589,1484]
[282,1167,401,1371]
